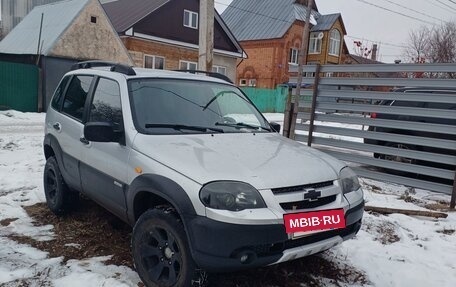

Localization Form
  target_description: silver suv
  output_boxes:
[43,61,364,287]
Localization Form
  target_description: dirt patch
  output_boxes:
[211,255,368,287]
[436,229,455,235]
[0,218,18,226]
[1,142,19,151]
[376,222,400,245]
[8,199,368,287]
[8,198,133,267]
[425,202,453,212]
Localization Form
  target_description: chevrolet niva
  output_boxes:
[43,61,364,287]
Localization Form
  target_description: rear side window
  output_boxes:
[51,76,70,110]
[62,75,93,121]
[88,78,123,129]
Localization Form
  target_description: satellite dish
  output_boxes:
[317,32,324,40]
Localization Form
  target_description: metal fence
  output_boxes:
[284,63,456,208]
[0,61,39,112]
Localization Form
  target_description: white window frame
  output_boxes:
[248,79,257,87]
[144,54,165,70]
[239,79,247,86]
[183,10,198,29]
[328,29,341,57]
[289,48,299,65]
[212,65,227,75]
[308,32,322,54]
[179,60,198,71]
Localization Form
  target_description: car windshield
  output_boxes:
[128,79,271,134]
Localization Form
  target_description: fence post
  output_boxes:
[451,170,456,209]
[307,64,321,147]
[282,87,293,138]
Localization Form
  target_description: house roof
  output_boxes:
[102,0,170,33]
[0,0,90,55]
[347,54,396,78]
[222,0,319,41]
[103,0,244,56]
[311,13,344,33]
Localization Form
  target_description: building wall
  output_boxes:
[50,0,132,64]
[0,0,61,36]
[236,19,346,89]
[122,37,238,82]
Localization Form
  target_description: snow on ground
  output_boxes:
[0,111,455,286]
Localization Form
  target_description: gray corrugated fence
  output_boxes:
[284,63,456,208]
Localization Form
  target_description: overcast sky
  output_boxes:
[215,0,456,63]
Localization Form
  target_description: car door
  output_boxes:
[79,77,129,219]
[51,75,95,191]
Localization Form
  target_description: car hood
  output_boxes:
[132,133,345,190]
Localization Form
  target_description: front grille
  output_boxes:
[271,181,334,195]
[280,195,337,211]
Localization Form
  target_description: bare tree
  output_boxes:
[427,22,456,64]
[404,21,456,78]
[404,26,430,63]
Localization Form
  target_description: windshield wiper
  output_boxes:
[145,124,224,133]
[215,122,271,131]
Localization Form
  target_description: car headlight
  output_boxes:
[199,181,266,211]
[339,167,360,194]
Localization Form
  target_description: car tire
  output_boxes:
[43,156,79,215]
[132,207,200,287]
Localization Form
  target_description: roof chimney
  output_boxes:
[371,44,378,61]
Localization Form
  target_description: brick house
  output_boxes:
[222,0,348,89]
[102,0,244,82]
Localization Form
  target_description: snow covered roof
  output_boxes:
[0,0,90,55]
[222,0,320,41]
[311,13,344,32]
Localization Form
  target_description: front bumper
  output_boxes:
[186,201,364,272]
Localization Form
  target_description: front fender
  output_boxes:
[126,174,197,225]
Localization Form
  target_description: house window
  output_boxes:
[289,48,299,65]
[329,29,341,56]
[248,79,257,87]
[180,60,198,71]
[239,79,247,86]
[212,65,227,75]
[309,32,322,54]
[90,16,97,24]
[144,55,165,69]
[184,10,198,29]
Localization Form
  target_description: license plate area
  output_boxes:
[283,209,345,236]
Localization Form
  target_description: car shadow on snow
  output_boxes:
[7,198,368,287]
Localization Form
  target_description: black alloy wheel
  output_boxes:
[132,208,198,287]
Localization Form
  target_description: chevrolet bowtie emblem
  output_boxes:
[304,189,321,202]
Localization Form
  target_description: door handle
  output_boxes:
[80,137,90,145]
[53,123,61,131]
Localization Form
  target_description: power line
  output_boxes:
[354,0,437,26]
[345,35,407,49]
[426,0,456,15]
[436,0,456,12]
[380,0,443,22]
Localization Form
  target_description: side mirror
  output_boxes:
[270,122,281,133]
[84,122,118,143]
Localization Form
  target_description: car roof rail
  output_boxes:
[70,60,136,76]
[174,70,233,84]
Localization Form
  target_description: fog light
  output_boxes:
[240,254,249,263]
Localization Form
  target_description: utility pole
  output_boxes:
[198,0,214,72]
[288,0,314,139]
